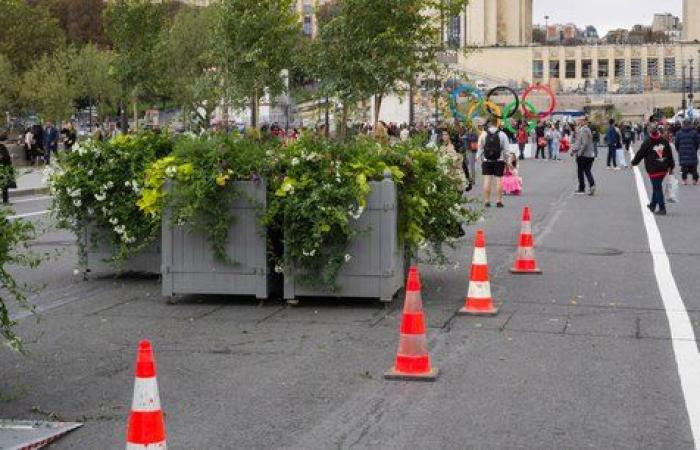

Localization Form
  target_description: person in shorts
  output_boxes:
[478,120,511,208]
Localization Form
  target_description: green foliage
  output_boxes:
[19,50,74,122]
[68,44,120,119]
[49,132,174,269]
[158,6,220,130]
[104,0,172,102]
[215,0,301,124]
[0,54,16,115]
[0,0,66,73]
[0,209,39,352]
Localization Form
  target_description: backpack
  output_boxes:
[483,130,502,161]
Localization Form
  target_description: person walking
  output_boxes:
[605,119,621,170]
[573,116,597,196]
[547,123,562,160]
[61,122,77,152]
[0,142,15,204]
[43,122,59,164]
[632,122,675,215]
[477,120,511,208]
[24,128,34,166]
[516,124,528,160]
[674,119,700,185]
[535,122,546,159]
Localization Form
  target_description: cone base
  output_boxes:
[510,267,542,275]
[384,367,439,382]
[457,305,500,316]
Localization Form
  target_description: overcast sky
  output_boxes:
[533,0,683,35]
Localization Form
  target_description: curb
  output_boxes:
[9,186,51,199]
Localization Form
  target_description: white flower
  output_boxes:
[109,217,119,225]
[344,254,352,262]
[73,199,82,207]
[106,181,114,189]
[87,169,93,176]
[114,225,126,235]
[291,157,300,166]
[350,206,365,220]
[69,188,81,198]
[87,208,94,216]
[274,265,284,274]
[124,180,131,187]
[165,166,177,178]
[302,249,317,257]
[94,193,106,202]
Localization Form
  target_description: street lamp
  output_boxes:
[682,63,687,111]
[544,16,550,44]
[689,58,695,115]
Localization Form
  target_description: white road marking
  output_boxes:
[10,195,51,204]
[631,151,700,448]
[7,210,50,220]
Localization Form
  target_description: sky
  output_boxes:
[533,0,683,35]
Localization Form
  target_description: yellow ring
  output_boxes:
[466,101,502,126]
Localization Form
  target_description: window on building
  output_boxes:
[566,60,576,79]
[615,59,626,78]
[447,15,461,48]
[533,60,544,79]
[647,58,659,78]
[631,58,642,77]
[303,16,313,36]
[664,58,676,77]
[549,61,560,79]
[581,60,592,78]
[598,59,609,78]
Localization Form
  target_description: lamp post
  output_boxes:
[689,58,695,115]
[682,63,687,111]
[544,16,550,44]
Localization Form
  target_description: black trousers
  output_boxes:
[681,164,699,181]
[2,188,8,204]
[518,143,526,159]
[577,156,595,191]
[536,145,546,159]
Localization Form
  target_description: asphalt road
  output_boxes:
[1,148,698,449]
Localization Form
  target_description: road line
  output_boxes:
[631,152,700,448]
[7,210,50,220]
[10,195,51,204]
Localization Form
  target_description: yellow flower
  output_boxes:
[216,174,229,187]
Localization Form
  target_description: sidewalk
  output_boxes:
[9,168,50,198]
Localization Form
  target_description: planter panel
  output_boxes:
[161,181,268,299]
[284,179,404,303]
[82,226,161,275]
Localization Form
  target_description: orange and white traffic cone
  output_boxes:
[385,266,439,381]
[510,206,542,274]
[458,230,499,316]
[126,340,166,450]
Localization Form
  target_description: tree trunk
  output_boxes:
[251,89,259,128]
[120,101,128,134]
[373,93,383,128]
[340,101,349,139]
[133,100,138,133]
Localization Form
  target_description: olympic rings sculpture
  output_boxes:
[447,82,557,125]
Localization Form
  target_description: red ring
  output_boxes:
[521,84,557,120]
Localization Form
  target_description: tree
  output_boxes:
[37,0,110,47]
[19,50,74,122]
[104,0,171,132]
[68,44,120,121]
[0,0,66,73]
[0,54,17,116]
[216,0,301,127]
[159,6,220,131]
[315,0,468,127]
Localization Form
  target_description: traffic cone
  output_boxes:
[126,340,166,450]
[458,230,499,316]
[384,267,439,381]
[510,207,542,274]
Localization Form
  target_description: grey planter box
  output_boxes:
[284,178,405,303]
[161,181,269,299]
[82,225,161,275]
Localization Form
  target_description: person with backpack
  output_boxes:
[605,119,621,170]
[477,120,511,208]
[632,122,675,215]
[674,118,700,185]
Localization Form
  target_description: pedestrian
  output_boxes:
[673,119,700,186]
[465,123,480,189]
[546,123,562,160]
[502,153,522,195]
[32,123,44,166]
[622,122,634,151]
[605,119,621,170]
[61,122,76,152]
[573,116,597,196]
[43,122,59,165]
[0,142,15,204]
[632,122,675,215]
[477,119,511,208]
[516,124,528,160]
[535,122,546,159]
[24,127,34,165]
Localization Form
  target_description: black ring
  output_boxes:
[485,86,520,120]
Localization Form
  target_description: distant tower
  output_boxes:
[465,0,532,46]
[684,0,700,41]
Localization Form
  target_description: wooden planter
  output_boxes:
[82,226,161,275]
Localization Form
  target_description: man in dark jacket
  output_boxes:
[43,122,59,164]
[632,122,675,215]
[674,119,699,185]
[0,143,14,204]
